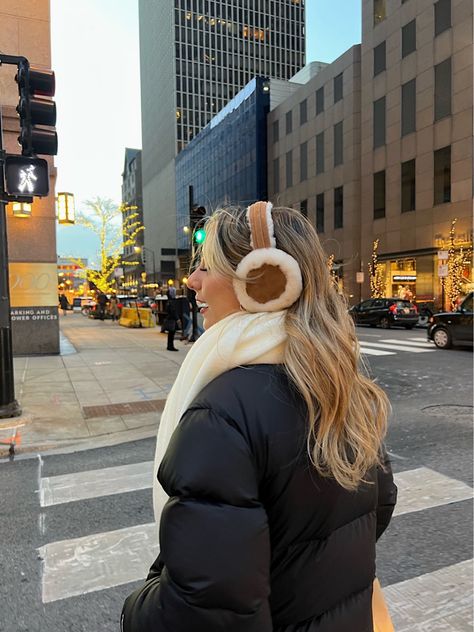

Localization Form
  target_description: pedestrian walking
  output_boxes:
[96,292,107,321]
[176,295,191,340]
[164,292,179,351]
[108,294,120,322]
[122,202,397,632]
[58,293,69,315]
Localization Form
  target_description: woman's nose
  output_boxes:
[186,270,199,291]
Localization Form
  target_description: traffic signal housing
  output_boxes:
[4,155,49,197]
[15,59,57,156]
[190,205,206,246]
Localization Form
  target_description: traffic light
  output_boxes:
[190,205,206,246]
[194,228,206,245]
[15,59,57,156]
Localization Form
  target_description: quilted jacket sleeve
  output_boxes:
[376,446,398,541]
[121,407,272,632]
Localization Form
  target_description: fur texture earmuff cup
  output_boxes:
[234,248,303,312]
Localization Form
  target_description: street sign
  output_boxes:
[356,272,364,283]
[4,155,49,197]
[437,250,449,260]
[438,264,449,277]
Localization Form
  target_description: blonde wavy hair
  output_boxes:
[199,205,389,490]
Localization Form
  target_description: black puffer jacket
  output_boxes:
[122,365,397,632]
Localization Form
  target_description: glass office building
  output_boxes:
[175,77,270,250]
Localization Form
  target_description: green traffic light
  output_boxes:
[194,228,206,244]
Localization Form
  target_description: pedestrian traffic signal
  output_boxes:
[4,155,49,197]
[15,59,57,156]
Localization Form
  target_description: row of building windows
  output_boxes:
[374,0,451,36]
[372,145,452,218]
[373,57,451,148]
[277,144,451,233]
[175,41,303,68]
[272,73,344,142]
[176,1,304,24]
[374,1,451,76]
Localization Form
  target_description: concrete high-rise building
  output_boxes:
[268,0,473,308]
[138,0,305,283]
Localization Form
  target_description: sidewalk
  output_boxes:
[3,314,191,456]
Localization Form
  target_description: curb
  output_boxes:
[0,424,158,462]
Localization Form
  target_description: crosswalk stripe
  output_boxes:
[360,341,434,353]
[38,522,158,603]
[393,467,473,516]
[360,347,396,356]
[384,339,433,348]
[40,461,154,507]
[383,559,473,631]
[37,464,473,603]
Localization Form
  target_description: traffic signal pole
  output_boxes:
[0,52,56,417]
[0,106,21,418]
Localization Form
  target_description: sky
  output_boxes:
[51,0,361,264]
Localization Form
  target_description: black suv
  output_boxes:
[349,298,419,329]
[427,292,473,349]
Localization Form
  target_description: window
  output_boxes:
[434,58,451,121]
[402,19,416,58]
[273,157,280,193]
[286,150,293,188]
[286,110,292,134]
[300,199,308,217]
[373,170,386,219]
[299,98,307,125]
[334,121,343,166]
[434,146,451,204]
[401,159,416,212]
[374,41,386,76]
[334,186,343,229]
[373,96,386,148]
[316,193,324,233]
[300,142,308,181]
[334,73,343,103]
[435,0,451,36]
[161,260,175,274]
[373,0,386,25]
[316,86,324,114]
[272,120,279,143]
[401,79,416,136]
[316,132,324,174]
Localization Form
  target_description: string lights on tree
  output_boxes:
[442,218,473,310]
[69,198,144,294]
[368,239,386,298]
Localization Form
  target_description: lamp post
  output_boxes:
[134,245,156,286]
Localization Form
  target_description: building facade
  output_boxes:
[138,0,305,283]
[121,148,145,291]
[268,0,473,307]
[1,0,59,355]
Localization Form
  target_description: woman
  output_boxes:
[122,202,397,631]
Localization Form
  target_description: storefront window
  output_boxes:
[390,258,416,299]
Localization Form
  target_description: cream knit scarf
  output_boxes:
[153,310,287,524]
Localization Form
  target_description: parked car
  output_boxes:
[72,297,95,313]
[427,292,473,349]
[349,298,419,329]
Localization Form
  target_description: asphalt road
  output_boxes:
[0,326,472,631]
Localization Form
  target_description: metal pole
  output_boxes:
[0,105,21,417]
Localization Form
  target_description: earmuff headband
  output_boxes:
[233,201,303,312]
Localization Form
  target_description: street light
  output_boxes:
[11,202,32,218]
[134,245,156,286]
[57,192,75,225]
